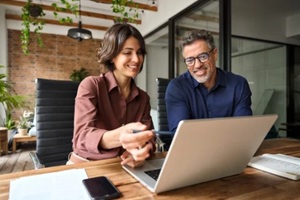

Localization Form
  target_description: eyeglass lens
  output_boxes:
[184,52,210,66]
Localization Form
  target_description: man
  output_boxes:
[165,30,252,132]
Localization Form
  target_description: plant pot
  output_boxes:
[18,128,28,136]
[29,5,43,17]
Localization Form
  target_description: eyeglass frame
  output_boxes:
[183,49,214,66]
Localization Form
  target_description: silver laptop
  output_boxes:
[122,114,278,193]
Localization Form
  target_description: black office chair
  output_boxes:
[264,125,279,139]
[29,78,80,168]
[156,77,173,151]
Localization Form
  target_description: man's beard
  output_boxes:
[193,71,211,83]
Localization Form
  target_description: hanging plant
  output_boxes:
[21,0,45,55]
[51,0,79,23]
[112,0,140,23]
[20,0,140,54]
[21,0,78,55]
[29,4,43,17]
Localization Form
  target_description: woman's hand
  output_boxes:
[100,122,154,150]
[120,142,153,167]
[119,123,154,167]
[119,122,154,150]
[120,150,144,168]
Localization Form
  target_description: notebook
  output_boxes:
[122,114,278,193]
[248,153,300,180]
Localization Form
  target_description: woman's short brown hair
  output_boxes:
[97,23,146,72]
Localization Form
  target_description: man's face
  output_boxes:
[182,40,218,88]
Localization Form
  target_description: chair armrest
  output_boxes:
[29,151,45,169]
[155,133,174,152]
[156,134,166,152]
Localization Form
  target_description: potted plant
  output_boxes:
[70,67,89,82]
[4,114,16,139]
[29,4,43,17]
[16,116,31,136]
[5,118,16,130]
[0,65,26,127]
[4,112,16,132]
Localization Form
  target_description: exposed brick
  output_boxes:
[7,30,101,120]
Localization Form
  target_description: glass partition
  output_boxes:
[231,37,287,132]
[144,26,169,109]
[174,0,220,76]
[294,47,300,122]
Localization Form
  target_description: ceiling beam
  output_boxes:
[0,0,24,7]
[6,14,109,31]
[0,0,142,24]
[91,0,158,11]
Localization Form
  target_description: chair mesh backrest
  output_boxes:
[156,78,170,131]
[35,78,80,167]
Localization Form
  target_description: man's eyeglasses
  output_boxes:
[183,49,214,66]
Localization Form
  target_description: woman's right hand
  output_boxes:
[120,150,145,168]
[119,122,155,163]
[99,122,155,160]
[119,122,154,150]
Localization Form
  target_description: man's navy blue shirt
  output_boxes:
[165,68,252,132]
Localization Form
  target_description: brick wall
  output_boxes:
[7,30,102,119]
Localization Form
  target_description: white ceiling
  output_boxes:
[0,0,159,39]
[1,0,300,41]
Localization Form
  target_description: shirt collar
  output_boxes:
[104,71,118,92]
[104,71,139,100]
[216,68,227,87]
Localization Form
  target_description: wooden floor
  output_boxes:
[0,142,35,175]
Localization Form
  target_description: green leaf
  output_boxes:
[21,0,79,54]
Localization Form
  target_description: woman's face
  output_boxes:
[112,36,144,79]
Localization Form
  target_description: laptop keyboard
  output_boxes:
[145,169,161,181]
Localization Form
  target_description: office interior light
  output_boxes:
[67,0,92,41]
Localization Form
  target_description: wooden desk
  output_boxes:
[12,133,36,153]
[0,138,300,199]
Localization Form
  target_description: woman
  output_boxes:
[68,23,155,167]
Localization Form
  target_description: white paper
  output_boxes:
[9,169,90,200]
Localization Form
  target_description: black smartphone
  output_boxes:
[82,176,121,200]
